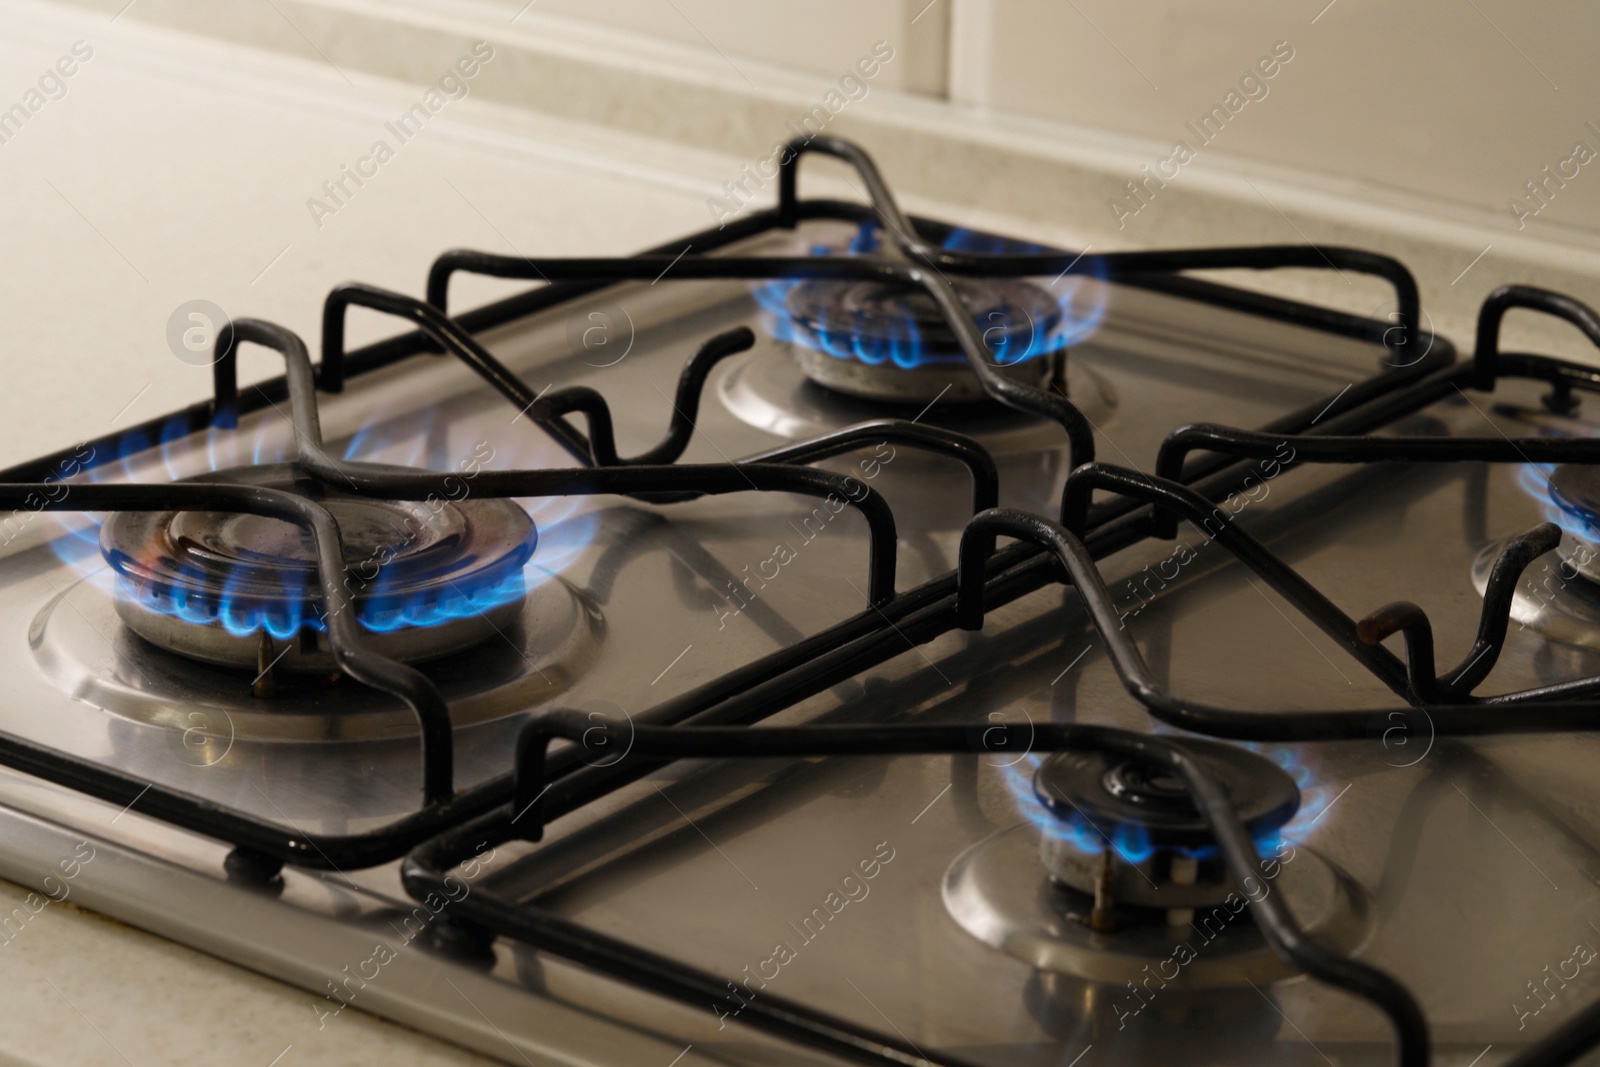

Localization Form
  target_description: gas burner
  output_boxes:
[1546,463,1600,582]
[1472,536,1600,651]
[944,741,1368,985]
[1478,462,1600,651]
[943,822,1369,986]
[776,274,1065,404]
[99,462,536,672]
[749,218,1106,406]
[1034,741,1299,918]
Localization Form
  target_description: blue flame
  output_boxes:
[51,519,101,569]
[1001,754,1160,862]
[206,421,241,474]
[158,417,190,482]
[50,402,598,648]
[1002,754,1110,854]
[1250,743,1328,846]
[753,221,1109,371]
[950,228,1112,358]
[999,741,1330,861]
[941,228,1054,255]
[1518,459,1597,541]
[219,564,307,639]
[1112,821,1155,863]
[358,567,529,634]
[341,405,440,467]
[117,428,152,481]
[106,545,537,639]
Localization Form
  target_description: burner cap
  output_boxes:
[100,462,536,672]
[1034,740,1299,850]
[773,275,1066,404]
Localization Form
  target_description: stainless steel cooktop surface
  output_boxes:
[1,194,1596,1067]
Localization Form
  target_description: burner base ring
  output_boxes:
[1471,539,1600,652]
[32,570,603,743]
[942,823,1371,987]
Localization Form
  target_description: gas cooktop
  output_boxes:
[2,136,1599,1067]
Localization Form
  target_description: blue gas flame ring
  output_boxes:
[766,275,1069,369]
[1522,458,1600,582]
[1543,461,1600,545]
[98,462,537,671]
[751,221,1110,372]
[1032,740,1299,854]
[1021,741,1300,911]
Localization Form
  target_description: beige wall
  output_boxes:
[950,0,1600,244]
[488,0,951,96]
[508,0,1600,248]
